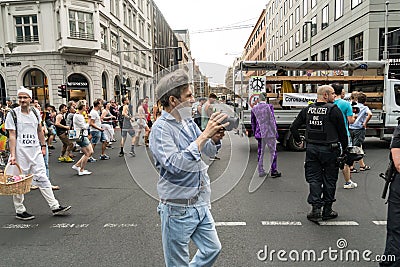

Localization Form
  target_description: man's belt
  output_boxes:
[161,195,198,205]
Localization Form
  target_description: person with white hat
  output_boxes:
[5,86,71,220]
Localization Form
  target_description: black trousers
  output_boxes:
[304,143,340,208]
[382,173,400,266]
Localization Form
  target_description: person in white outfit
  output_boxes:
[6,86,71,221]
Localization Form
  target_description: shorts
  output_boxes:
[90,131,107,144]
[76,136,90,148]
[350,128,366,147]
[121,129,135,138]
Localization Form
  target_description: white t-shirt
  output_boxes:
[89,109,101,132]
[5,107,41,147]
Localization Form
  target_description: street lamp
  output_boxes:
[304,21,312,60]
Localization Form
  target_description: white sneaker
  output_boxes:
[344,181,358,189]
[71,165,80,172]
[78,170,92,176]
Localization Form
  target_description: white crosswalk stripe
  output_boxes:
[215,222,246,226]
[261,221,302,226]
[372,220,387,225]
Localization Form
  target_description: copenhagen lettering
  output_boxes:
[22,134,36,145]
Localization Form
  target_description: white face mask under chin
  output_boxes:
[177,106,192,121]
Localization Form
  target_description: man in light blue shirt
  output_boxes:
[332,83,357,189]
[149,69,228,267]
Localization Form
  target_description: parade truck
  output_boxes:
[237,61,400,151]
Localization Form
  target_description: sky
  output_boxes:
[153,0,267,85]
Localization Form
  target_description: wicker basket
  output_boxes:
[0,163,33,195]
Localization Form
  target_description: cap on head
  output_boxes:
[155,69,190,101]
[17,86,32,99]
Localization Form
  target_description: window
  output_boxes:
[289,14,293,30]
[295,30,300,47]
[128,8,132,28]
[138,0,144,11]
[289,36,293,51]
[132,10,137,34]
[23,69,49,107]
[311,16,317,37]
[133,47,139,65]
[395,85,400,106]
[284,40,288,55]
[284,1,288,15]
[111,32,119,55]
[123,40,130,61]
[334,41,344,60]
[303,0,308,17]
[311,54,318,61]
[138,17,145,39]
[69,10,94,39]
[110,0,115,14]
[295,6,300,24]
[311,0,317,8]
[15,15,39,43]
[284,20,288,35]
[148,56,152,71]
[303,23,308,43]
[101,26,108,50]
[123,2,127,25]
[352,0,362,9]
[147,26,151,44]
[335,0,344,20]
[321,48,329,61]
[289,0,293,8]
[350,32,363,60]
[141,52,146,68]
[322,5,329,30]
[115,0,120,17]
[379,28,400,59]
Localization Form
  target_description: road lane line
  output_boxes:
[318,221,359,226]
[2,224,39,229]
[215,222,246,226]
[372,220,387,225]
[261,221,302,226]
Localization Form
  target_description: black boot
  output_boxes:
[322,203,338,220]
[307,206,322,222]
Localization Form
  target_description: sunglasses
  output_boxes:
[18,96,30,99]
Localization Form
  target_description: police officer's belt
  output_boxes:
[161,195,199,205]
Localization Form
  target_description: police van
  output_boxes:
[237,61,400,151]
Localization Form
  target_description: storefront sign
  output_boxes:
[66,61,88,65]
[67,81,88,88]
[1,62,21,67]
[283,93,351,106]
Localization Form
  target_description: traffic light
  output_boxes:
[121,84,127,95]
[58,84,67,98]
[174,47,182,61]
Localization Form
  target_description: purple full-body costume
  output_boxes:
[251,102,278,175]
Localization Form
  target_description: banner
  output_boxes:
[283,93,351,106]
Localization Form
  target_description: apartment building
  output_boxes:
[241,0,400,80]
[0,0,155,107]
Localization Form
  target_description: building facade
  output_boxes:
[262,0,400,72]
[0,0,164,107]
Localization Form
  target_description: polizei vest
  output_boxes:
[305,103,339,144]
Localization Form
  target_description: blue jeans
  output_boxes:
[157,202,221,267]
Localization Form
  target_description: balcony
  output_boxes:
[58,31,100,55]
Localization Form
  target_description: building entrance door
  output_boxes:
[67,74,90,103]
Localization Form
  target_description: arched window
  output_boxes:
[125,78,132,100]
[23,68,48,107]
[102,72,108,101]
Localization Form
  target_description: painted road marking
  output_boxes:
[2,224,39,229]
[103,223,138,228]
[372,221,387,225]
[215,222,247,226]
[51,223,89,228]
[318,221,359,226]
[261,221,302,226]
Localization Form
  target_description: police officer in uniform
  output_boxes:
[290,85,348,222]
[380,125,400,266]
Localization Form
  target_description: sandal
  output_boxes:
[350,168,358,173]
[360,165,371,171]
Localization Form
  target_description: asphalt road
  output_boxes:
[0,131,392,267]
